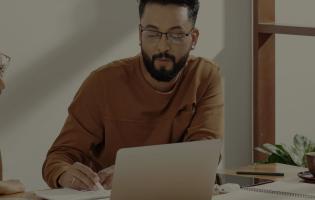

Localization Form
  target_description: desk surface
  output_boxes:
[1,163,307,199]
[218,163,307,182]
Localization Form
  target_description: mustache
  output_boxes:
[152,52,175,61]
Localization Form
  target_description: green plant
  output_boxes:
[255,134,315,167]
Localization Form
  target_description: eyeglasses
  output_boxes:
[140,25,194,45]
[0,52,11,77]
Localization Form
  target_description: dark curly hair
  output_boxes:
[0,53,11,76]
[138,0,200,25]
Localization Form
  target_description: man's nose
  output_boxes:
[157,34,171,53]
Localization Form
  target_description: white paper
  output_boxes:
[34,188,111,200]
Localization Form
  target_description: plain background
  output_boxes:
[0,0,252,190]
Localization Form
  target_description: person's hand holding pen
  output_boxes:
[98,165,115,190]
[58,162,103,191]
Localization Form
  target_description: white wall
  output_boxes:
[275,0,315,145]
[0,0,252,190]
[213,0,252,168]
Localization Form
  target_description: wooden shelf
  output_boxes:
[253,0,315,161]
[258,23,315,36]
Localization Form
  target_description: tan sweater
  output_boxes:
[42,54,224,188]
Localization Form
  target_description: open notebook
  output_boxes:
[213,181,315,200]
[34,188,111,200]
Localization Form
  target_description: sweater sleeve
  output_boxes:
[42,71,104,188]
[184,65,224,141]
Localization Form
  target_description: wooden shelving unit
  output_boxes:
[253,0,315,161]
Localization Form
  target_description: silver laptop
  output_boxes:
[110,139,222,200]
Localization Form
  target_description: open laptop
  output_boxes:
[110,139,222,200]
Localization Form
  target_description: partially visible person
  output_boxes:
[0,52,25,195]
[0,52,10,182]
[0,52,10,94]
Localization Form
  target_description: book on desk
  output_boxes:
[213,181,315,200]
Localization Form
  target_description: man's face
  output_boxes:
[140,3,199,82]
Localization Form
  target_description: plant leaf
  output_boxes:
[261,143,285,157]
[293,134,315,166]
[267,153,289,165]
[254,147,272,155]
[274,144,296,165]
[282,144,303,166]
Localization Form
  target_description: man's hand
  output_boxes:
[0,180,25,195]
[98,165,115,189]
[58,162,100,191]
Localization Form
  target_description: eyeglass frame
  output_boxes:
[0,52,11,77]
[139,24,194,45]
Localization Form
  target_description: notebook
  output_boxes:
[34,188,111,200]
[212,181,315,200]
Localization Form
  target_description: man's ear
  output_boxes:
[191,28,199,49]
[138,24,142,46]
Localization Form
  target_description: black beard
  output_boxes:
[141,49,189,82]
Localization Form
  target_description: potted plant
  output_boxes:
[255,134,315,167]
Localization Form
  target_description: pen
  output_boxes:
[96,181,106,191]
[236,171,285,176]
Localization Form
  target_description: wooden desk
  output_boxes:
[1,163,307,199]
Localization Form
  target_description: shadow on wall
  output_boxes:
[214,0,252,167]
[0,0,138,132]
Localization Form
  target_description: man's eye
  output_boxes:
[145,31,160,37]
[169,33,186,38]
